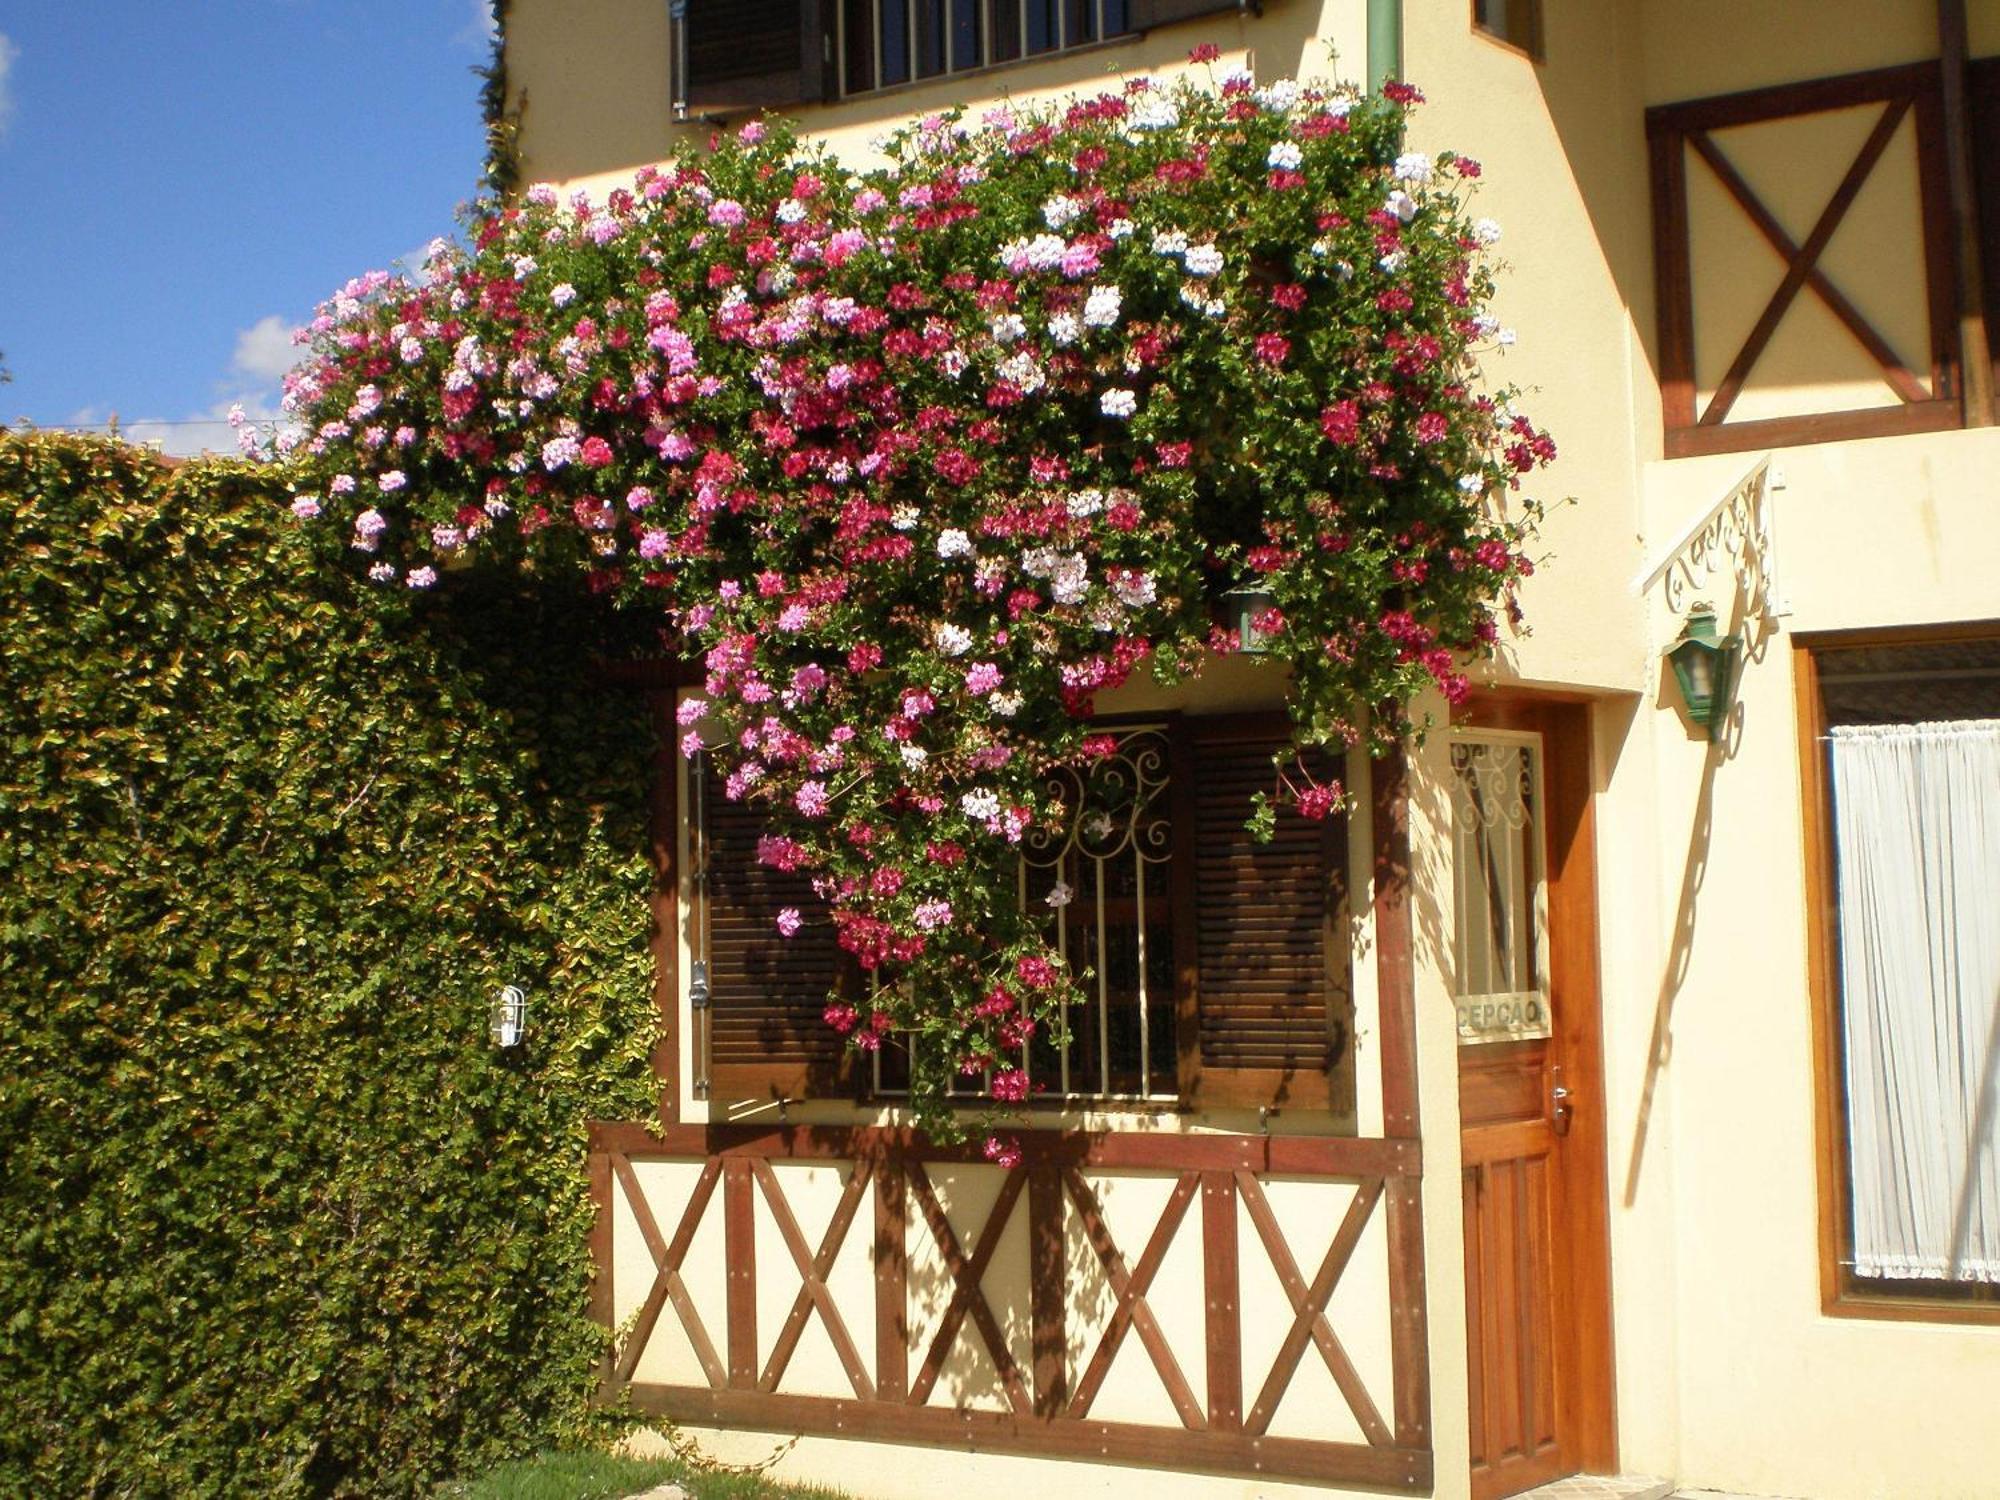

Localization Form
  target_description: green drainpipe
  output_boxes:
[1367,0,1403,93]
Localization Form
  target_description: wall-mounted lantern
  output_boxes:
[1665,605,1742,741]
[1222,583,1278,654]
[490,984,529,1049]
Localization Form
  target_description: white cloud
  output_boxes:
[0,31,20,139]
[454,0,498,54]
[231,314,302,385]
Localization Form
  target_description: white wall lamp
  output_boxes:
[490,984,529,1049]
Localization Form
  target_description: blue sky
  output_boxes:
[0,1,494,454]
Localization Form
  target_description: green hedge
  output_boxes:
[0,433,663,1496]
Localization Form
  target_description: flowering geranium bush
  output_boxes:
[282,59,1551,1145]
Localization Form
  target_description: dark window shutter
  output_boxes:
[682,0,833,116]
[699,762,850,1100]
[1183,721,1350,1111]
[1128,0,1247,33]
[1970,57,2000,393]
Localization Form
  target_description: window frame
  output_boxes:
[1469,0,1543,63]
[680,698,1356,1117]
[1796,621,2000,1324]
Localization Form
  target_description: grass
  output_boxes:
[439,1446,851,1500]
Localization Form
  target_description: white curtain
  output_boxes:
[1829,719,2000,1283]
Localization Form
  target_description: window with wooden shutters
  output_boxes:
[677,0,834,117]
[693,756,852,1101]
[1180,716,1351,1111]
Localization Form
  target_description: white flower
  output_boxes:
[1497,327,1518,347]
[407,566,438,589]
[368,561,397,583]
[775,197,807,224]
[1267,141,1303,171]
[399,335,424,363]
[1085,811,1117,841]
[1220,66,1254,91]
[1049,554,1090,606]
[1379,249,1409,273]
[1472,313,1501,338]
[999,233,1067,274]
[1042,194,1084,229]
[900,744,929,769]
[1045,880,1074,909]
[988,692,1023,718]
[511,255,537,280]
[961,788,1001,820]
[1082,284,1122,329]
[550,282,577,307]
[892,504,921,530]
[998,351,1046,393]
[1100,388,1138,419]
[1458,474,1485,494]
[1106,218,1134,240]
[1130,95,1180,131]
[1151,228,1189,257]
[1385,190,1418,224]
[1474,218,1503,247]
[1259,79,1301,112]
[1183,244,1224,277]
[935,622,975,657]
[1394,151,1434,183]
[1066,488,1103,518]
[937,528,973,559]
[1047,311,1081,347]
[939,348,969,379]
[1110,569,1157,607]
[990,312,1027,343]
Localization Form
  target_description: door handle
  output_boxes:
[1550,1082,1574,1137]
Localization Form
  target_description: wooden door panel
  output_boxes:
[1453,702,1615,1498]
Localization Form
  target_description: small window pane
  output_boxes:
[991,0,1022,61]
[881,0,911,84]
[1102,0,1129,34]
[915,0,946,76]
[843,0,876,94]
[1025,0,1058,54]
[950,0,983,70]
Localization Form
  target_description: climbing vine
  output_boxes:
[282,59,1552,1144]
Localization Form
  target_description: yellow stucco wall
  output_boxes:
[511,4,2000,1497]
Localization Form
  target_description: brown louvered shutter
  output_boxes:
[698,761,851,1100]
[1181,717,1350,1111]
[1128,0,1248,33]
[681,0,834,116]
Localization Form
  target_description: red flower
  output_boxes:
[1255,333,1292,366]
[1188,41,1221,63]
[1320,400,1362,446]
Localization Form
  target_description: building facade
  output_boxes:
[508,4,2000,1497]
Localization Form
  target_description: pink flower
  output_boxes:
[991,1069,1029,1103]
[776,906,803,937]
[708,198,746,227]
[983,1135,1023,1169]
[795,780,830,818]
[964,662,1003,695]
[913,900,953,930]
[580,436,614,468]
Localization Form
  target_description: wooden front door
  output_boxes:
[1452,700,1615,1498]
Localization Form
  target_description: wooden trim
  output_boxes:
[1792,631,2000,1325]
[753,1157,874,1398]
[906,1162,1033,1415]
[723,1158,757,1387]
[588,1150,616,1397]
[1028,1165,1068,1418]
[1168,725,1202,1101]
[648,690,682,1125]
[873,1160,909,1400]
[1065,1168,1204,1428]
[1683,130,1930,404]
[1644,61,1941,134]
[588,1119,1422,1177]
[1199,1171,1242,1431]
[628,1384,1434,1489]
[1648,61,1968,456]
[1663,399,1963,458]
[1700,98,1911,428]
[1064,1168,1201,1423]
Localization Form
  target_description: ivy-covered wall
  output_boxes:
[0,433,662,1497]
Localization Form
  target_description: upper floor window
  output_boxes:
[676,0,1246,116]
[839,0,1134,96]
[1470,0,1541,61]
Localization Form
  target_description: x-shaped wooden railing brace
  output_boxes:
[1693,97,1914,426]
[1064,1168,1205,1428]
[1237,1171,1390,1444]
[752,1156,876,1399]
[611,1154,726,1387]
[906,1161,1033,1415]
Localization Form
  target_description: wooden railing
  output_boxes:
[590,1120,1433,1490]
[1648,62,1963,457]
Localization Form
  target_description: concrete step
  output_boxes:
[1515,1477,1674,1500]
